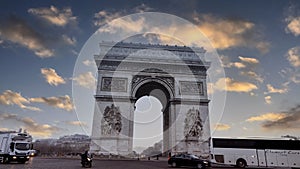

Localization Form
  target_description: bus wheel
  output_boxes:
[236,159,246,168]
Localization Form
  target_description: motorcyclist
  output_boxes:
[81,151,89,166]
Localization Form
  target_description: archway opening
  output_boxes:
[133,96,163,155]
[132,81,172,157]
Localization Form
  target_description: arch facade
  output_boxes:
[90,42,211,157]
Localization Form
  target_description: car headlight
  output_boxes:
[203,161,208,164]
[13,156,17,159]
[27,156,30,159]
[87,158,91,161]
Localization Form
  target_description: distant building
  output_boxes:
[34,134,90,155]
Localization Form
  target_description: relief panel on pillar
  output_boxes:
[184,107,203,140]
[101,104,122,136]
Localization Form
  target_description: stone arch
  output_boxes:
[90,42,211,158]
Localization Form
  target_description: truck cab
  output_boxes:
[1,131,33,164]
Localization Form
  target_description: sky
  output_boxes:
[1,0,300,150]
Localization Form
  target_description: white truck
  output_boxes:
[0,130,33,164]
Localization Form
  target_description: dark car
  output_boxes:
[168,154,209,169]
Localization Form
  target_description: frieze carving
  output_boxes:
[180,81,203,95]
[131,75,174,93]
[184,107,203,138]
[101,104,122,136]
[101,77,127,92]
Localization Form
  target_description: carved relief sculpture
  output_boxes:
[184,107,203,138]
[101,104,122,136]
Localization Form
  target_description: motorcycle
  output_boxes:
[81,153,92,168]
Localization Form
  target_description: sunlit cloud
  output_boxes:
[28,5,77,27]
[238,56,259,64]
[30,95,73,111]
[286,46,300,67]
[246,112,286,122]
[41,68,66,86]
[214,77,258,93]
[83,59,96,67]
[240,71,264,83]
[285,16,300,36]
[265,84,288,94]
[262,105,300,129]
[72,72,96,89]
[194,14,270,53]
[214,123,231,131]
[98,15,146,34]
[0,16,54,58]
[264,96,272,104]
[65,121,87,127]
[94,10,122,27]
[0,90,41,111]
[0,113,59,138]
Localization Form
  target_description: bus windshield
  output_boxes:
[15,143,30,150]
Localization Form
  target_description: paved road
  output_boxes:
[0,157,274,169]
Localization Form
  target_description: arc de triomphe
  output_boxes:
[90,41,211,157]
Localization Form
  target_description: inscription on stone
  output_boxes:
[180,81,203,95]
[101,77,127,92]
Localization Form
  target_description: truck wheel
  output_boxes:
[236,159,246,168]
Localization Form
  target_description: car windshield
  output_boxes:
[15,143,30,150]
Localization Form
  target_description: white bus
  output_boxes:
[211,138,300,168]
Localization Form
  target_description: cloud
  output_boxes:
[41,68,66,86]
[264,96,272,104]
[257,105,300,130]
[240,71,264,83]
[214,123,231,131]
[94,10,122,27]
[98,14,146,34]
[194,14,270,53]
[28,5,77,27]
[133,4,153,13]
[0,113,59,138]
[280,68,300,84]
[246,112,286,122]
[65,121,87,127]
[265,84,288,94]
[286,46,300,67]
[221,55,246,69]
[0,16,54,58]
[238,56,259,64]
[62,34,76,45]
[29,95,73,111]
[285,16,300,36]
[73,72,96,89]
[0,90,41,111]
[214,77,258,93]
[221,55,263,82]
[83,59,96,67]
[94,4,152,27]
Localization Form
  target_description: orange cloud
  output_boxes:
[0,90,41,111]
[41,68,66,86]
[214,123,231,131]
[246,112,286,122]
[214,77,258,93]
